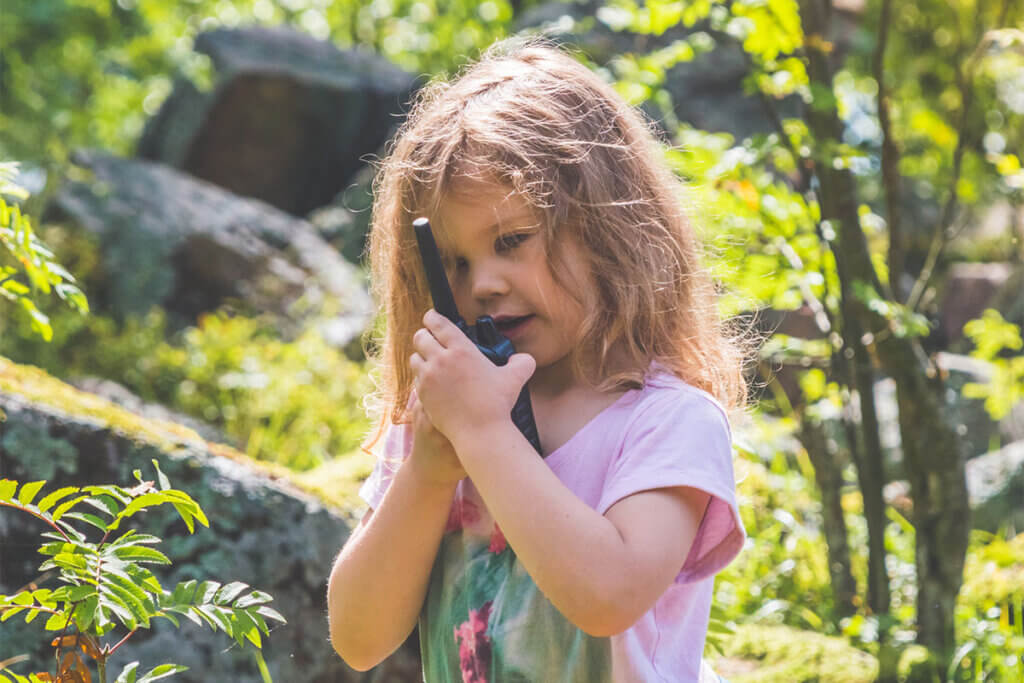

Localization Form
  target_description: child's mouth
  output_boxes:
[495,315,534,336]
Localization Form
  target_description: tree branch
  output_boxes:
[874,0,904,301]
[907,0,1009,312]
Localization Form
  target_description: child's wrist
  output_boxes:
[449,419,522,466]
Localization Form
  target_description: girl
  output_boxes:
[328,37,747,682]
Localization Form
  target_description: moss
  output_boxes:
[294,446,376,516]
[712,624,878,683]
[0,356,368,517]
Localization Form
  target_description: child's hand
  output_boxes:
[410,310,535,445]
[408,395,466,487]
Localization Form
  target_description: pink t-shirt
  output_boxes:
[359,368,744,682]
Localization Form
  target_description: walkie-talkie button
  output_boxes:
[476,316,499,346]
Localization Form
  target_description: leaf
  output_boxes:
[0,479,17,501]
[36,487,80,514]
[151,460,171,492]
[113,662,139,683]
[111,546,170,565]
[136,665,187,683]
[51,495,90,522]
[215,582,250,606]
[255,606,285,624]
[61,512,108,532]
[43,612,69,631]
[16,481,46,506]
[232,591,274,609]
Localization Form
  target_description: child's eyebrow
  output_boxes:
[486,212,539,233]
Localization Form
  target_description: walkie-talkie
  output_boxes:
[412,217,542,454]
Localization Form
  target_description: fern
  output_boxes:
[0,462,285,682]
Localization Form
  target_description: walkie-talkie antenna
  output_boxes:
[413,217,462,324]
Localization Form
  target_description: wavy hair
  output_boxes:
[364,37,747,433]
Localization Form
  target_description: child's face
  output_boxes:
[432,182,588,382]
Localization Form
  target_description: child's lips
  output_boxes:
[494,314,534,337]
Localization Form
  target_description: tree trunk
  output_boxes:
[798,416,857,618]
[798,0,970,669]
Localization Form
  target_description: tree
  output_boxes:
[594,0,1022,674]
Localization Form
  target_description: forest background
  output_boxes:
[1,0,1022,682]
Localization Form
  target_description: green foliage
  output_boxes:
[713,624,879,683]
[951,531,1024,682]
[0,163,88,341]
[715,425,836,632]
[962,309,1024,420]
[0,463,285,683]
[0,0,534,169]
[0,304,373,471]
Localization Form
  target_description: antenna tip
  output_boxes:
[413,217,430,228]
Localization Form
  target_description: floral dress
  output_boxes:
[419,482,612,682]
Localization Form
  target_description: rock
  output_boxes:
[49,151,372,347]
[938,262,1014,344]
[883,441,1024,532]
[513,2,868,142]
[308,162,377,265]
[69,376,234,446]
[0,356,420,682]
[966,440,1024,532]
[138,26,416,217]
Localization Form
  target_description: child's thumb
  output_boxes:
[506,353,537,386]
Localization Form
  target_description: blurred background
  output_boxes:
[1,1,1022,681]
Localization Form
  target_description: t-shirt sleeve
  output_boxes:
[596,388,745,584]
[357,421,413,511]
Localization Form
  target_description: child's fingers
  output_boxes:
[411,326,444,358]
[422,309,463,348]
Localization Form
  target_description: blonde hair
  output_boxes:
[365,37,747,432]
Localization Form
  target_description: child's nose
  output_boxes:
[470,262,509,300]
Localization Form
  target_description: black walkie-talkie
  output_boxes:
[412,217,542,454]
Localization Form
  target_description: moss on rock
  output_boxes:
[712,624,878,683]
[0,356,368,517]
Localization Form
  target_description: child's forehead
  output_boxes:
[432,182,541,241]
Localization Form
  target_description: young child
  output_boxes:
[328,37,747,682]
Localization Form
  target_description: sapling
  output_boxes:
[0,461,285,682]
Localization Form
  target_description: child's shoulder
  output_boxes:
[634,363,731,432]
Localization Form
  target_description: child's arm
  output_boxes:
[412,311,712,637]
[457,422,709,636]
[326,403,463,671]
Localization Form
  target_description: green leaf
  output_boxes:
[136,664,188,682]
[216,582,250,605]
[51,494,90,521]
[114,662,140,683]
[36,486,81,514]
[151,459,171,491]
[73,594,99,633]
[112,545,171,564]
[62,511,109,532]
[44,611,69,631]
[16,481,46,506]
[232,591,274,609]
[0,479,17,501]
[255,605,286,624]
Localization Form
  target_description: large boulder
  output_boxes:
[0,357,419,682]
[138,26,416,217]
[967,440,1024,532]
[48,151,372,347]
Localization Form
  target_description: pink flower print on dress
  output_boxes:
[453,601,493,683]
[488,523,507,554]
[445,497,481,533]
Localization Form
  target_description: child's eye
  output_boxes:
[495,232,531,252]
